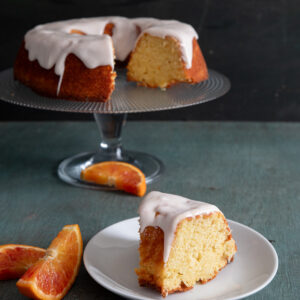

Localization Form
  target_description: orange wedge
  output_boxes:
[17,224,83,300]
[0,244,46,280]
[81,161,147,197]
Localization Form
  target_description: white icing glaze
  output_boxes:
[138,191,220,263]
[24,17,198,94]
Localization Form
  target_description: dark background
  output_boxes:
[1,0,299,121]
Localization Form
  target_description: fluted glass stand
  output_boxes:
[58,113,163,188]
[0,68,230,189]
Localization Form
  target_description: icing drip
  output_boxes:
[138,191,220,263]
[24,17,198,95]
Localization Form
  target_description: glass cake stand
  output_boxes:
[0,68,230,190]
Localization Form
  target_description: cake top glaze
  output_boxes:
[138,191,221,263]
[24,17,198,94]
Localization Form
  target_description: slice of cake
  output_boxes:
[135,191,237,297]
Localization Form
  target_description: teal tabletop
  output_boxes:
[0,121,299,299]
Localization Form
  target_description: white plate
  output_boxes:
[84,217,278,300]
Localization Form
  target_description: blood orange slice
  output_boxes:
[81,161,147,197]
[0,244,45,280]
[17,224,83,300]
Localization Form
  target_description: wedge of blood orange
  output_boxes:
[0,244,45,280]
[81,161,147,197]
[17,224,83,300]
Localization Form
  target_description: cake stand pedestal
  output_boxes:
[58,113,163,188]
[0,68,230,189]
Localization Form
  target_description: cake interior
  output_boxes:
[127,34,190,88]
[136,212,236,297]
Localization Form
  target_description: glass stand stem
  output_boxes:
[93,113,128,162]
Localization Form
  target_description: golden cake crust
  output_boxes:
[14,23,116,102]
[138,279,193,297]
[185,38,209,83]
[14,45,115,102]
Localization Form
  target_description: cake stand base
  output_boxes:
[57,113,163,190]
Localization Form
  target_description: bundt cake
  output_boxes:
[136,191,237,297]
[14,17,208,102]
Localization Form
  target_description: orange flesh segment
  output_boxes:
[17,224,83,300]
[0,245,46,280]
[81,161,147,197]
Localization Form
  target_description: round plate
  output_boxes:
[84,217,278,300]
[0,68,230,114]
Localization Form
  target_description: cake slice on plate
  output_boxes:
[135,191,237,297]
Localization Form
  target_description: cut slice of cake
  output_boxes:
[135,191,237,297]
